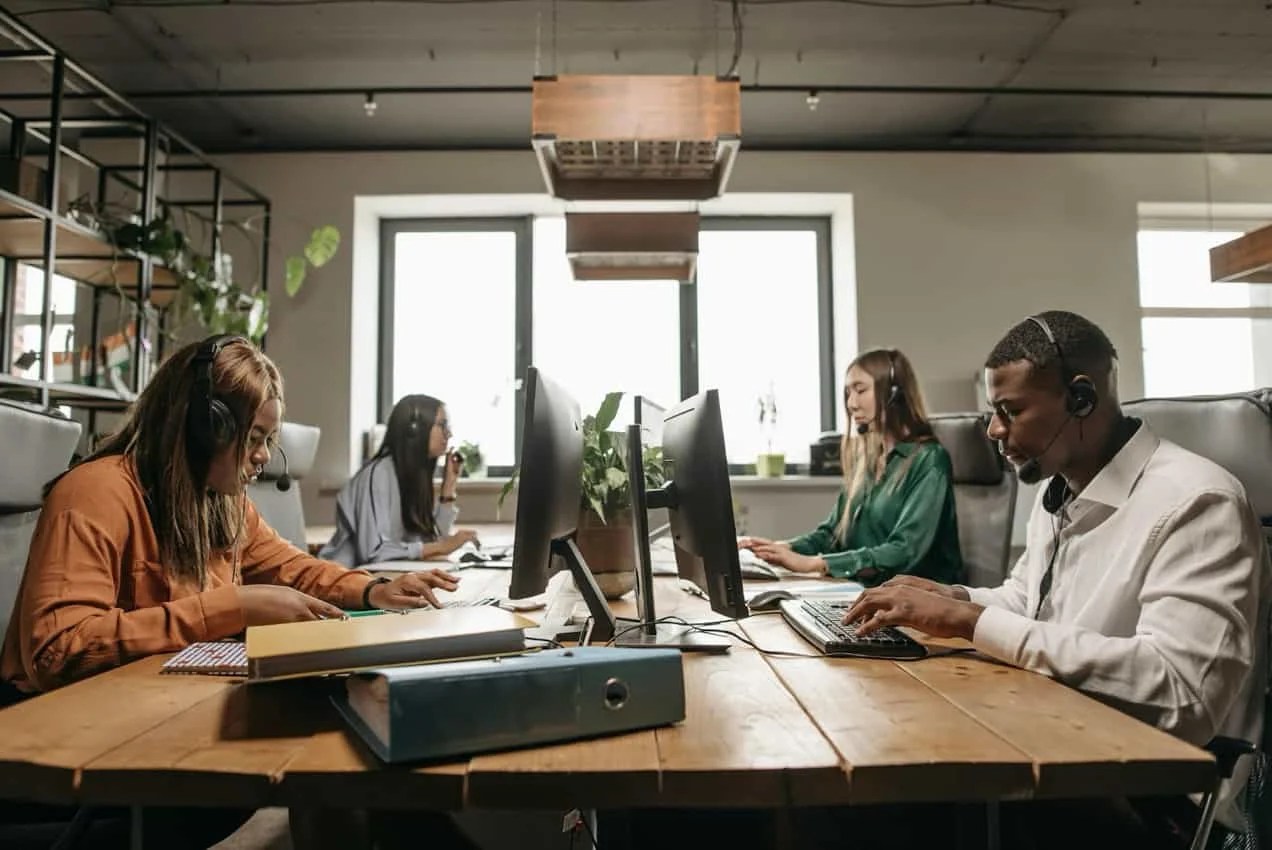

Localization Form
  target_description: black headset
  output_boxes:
[187,334,248,457]
[1026,315,1097,419]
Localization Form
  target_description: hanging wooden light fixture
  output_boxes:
[565,212,699,281]
[532,75,740,202]
[1211,223,1272,283]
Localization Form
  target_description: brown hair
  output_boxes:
[82,336,284,587]
[834,348,935,543]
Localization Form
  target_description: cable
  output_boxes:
[524,634,565,650]
[578,814,599,850]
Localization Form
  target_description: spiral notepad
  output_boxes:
[161,641,248,676]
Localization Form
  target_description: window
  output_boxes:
[695,220,831,467]
[380,214,833,472]
[531,217,681,422]
[379,219,527,471]
[9,266,78,381]
[1137,229,1272,397]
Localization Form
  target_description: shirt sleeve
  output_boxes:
[18,509,246,692]
[787,491,847,557]
[434,501,459,538]
[240,503,374,609]
[970,489,1261,746]
[823,448,955,581]
[352,461,424,563]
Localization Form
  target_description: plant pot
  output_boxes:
[573,511,636,600]
[756,452,786,478]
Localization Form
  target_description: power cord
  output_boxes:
[524,635,565,650]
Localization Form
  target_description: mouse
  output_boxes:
[748,589,799,611]
[459,551,485,564]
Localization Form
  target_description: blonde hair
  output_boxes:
[84,336,284,587]
[833,348,934,543]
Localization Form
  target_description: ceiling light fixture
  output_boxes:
[364,92,377,118]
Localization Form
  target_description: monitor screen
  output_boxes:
[508,367,584,599]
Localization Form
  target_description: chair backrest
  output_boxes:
[0,402,81,637]
[1123,390,1272,524]
[928,413,1017,588]
[247,421,321,550]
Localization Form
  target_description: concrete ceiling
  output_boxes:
[2,0,1272,153]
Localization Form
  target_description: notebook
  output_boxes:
[244,605,533,682]
[161,641,248,676]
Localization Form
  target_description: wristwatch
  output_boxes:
[439,495,457,503]
[361,576,391,609]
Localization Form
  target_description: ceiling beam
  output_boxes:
[4,82,1272,103]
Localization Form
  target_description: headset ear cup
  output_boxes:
[208,399,237,449]
[1068,378,1098,419]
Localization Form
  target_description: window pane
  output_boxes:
[9,266,81,380]
[390,230,518,468]
[531,217,680,421]
[1137,230,1268,308]
[1141,317,1271,396]
[697,229,822,466]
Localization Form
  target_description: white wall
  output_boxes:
[215,149,1272,527]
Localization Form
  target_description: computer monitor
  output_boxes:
[507,367,617,643]
[621,389,747,652]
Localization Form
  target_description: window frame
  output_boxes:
[378,216,531,477]
[378,214,834,476]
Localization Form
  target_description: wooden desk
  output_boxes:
[0,573,1215,817]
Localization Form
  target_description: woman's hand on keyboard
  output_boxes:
[737,536,777,550]
[367,568,461,610]
[752,543,826,575]
[841,584,983,640]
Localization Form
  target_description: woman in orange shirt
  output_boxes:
[1,334,460,697]
[0,334,482,848]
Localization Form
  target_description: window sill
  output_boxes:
[446,475,842,493]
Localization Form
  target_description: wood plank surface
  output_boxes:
[0,655,231,803]
[900,656,1217,798]
[78,676,338,808]
[654,648,847,807]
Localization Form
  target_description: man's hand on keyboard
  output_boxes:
[883,575,971,602]
[841,583,983,640]
[751,542,827,576]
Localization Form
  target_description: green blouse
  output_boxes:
[788,441,963,586]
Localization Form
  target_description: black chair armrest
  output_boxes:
[1204,736,1256,779]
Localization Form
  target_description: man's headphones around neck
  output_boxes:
[1026,315,1097,419]
[187,334,248,457]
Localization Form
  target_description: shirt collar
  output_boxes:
[889,441,919,459]
[1072,419,1158,509]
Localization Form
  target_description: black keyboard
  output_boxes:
[780,599,926,659]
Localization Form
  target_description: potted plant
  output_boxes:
[458,440,486,478]
[755,384,785,477]
[499,391,666,599]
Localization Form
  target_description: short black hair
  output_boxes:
[985,310,1118,379]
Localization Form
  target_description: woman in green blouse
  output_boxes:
[739,348,963,586]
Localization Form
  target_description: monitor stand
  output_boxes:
[522,535,617,646]
[613,424,731,654]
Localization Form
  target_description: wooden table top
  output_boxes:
[0,568,1216,812]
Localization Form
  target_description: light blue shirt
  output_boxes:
[319,456,458,567]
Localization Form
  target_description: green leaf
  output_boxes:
[284,256,307,296]
[586,495,607,524]
[594,391,623,432]
[605,467,627,490]
[304,225,340,268]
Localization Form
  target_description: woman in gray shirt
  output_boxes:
[320,394,478,566]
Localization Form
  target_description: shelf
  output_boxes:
[0,373,129,410]
[0,191,180,292]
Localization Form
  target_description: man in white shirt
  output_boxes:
[845,310,1269,842]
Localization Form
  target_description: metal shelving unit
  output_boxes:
[0,9,271,428]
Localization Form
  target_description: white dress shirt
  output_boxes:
[964,422,1269,827]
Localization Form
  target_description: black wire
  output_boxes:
[524,634,565,650]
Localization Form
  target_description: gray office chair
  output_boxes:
[928,413,1017,588]
[1123,390,1272,850]
[0,401,81,638]
[247,421,321,550]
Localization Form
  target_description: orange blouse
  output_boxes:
[1,455,373,693]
